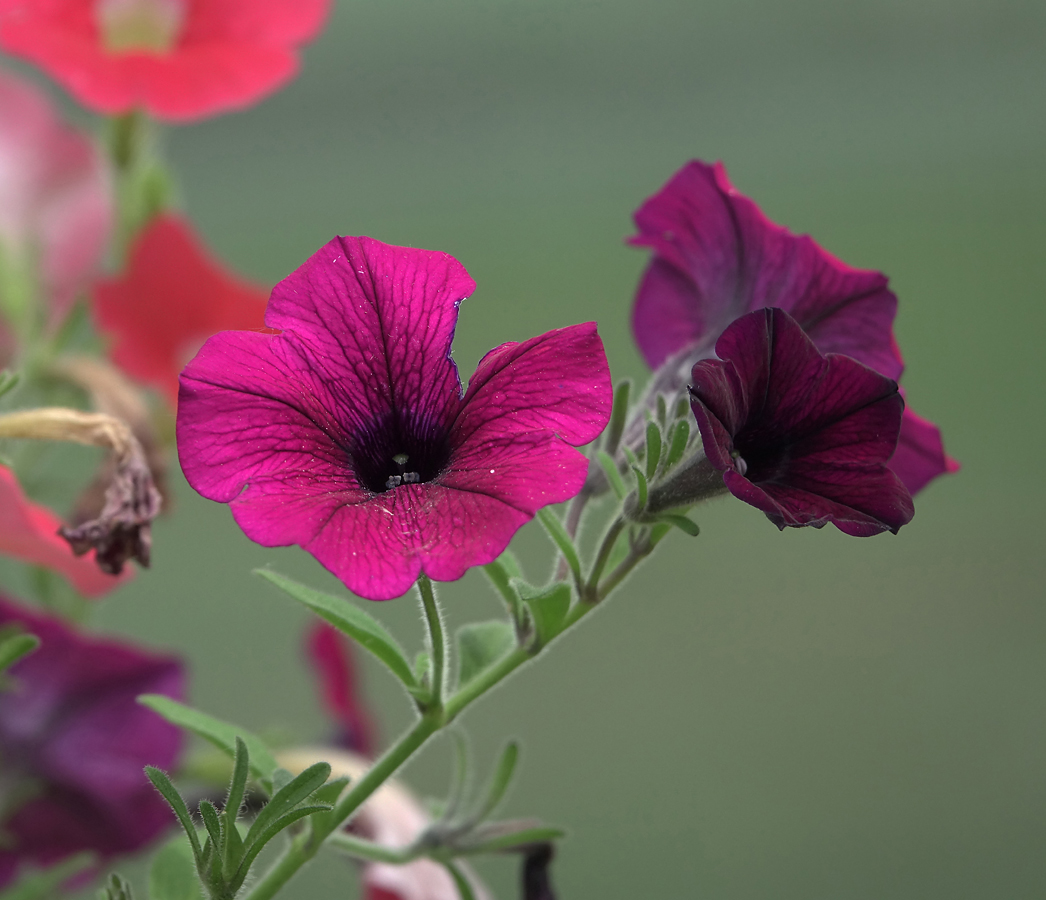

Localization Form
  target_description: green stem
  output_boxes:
[326,832,415,865]
[444,646,529,722]
[242,714,440,900]
[584,517,624,600]
[418,576,445,708]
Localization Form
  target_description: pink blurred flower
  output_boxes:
[630,160,957,495]
[0,67,111,330]
[0,0,331,121]
[92,214,270,408]
[0,593,184,886]
[0,463,130,596]
[177,236,612,601]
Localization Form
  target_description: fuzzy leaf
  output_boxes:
[0,632,39,673]
[256,570,416,688]
[148,836,199,900]
[535,508,582,587]
[519,583,571,647]
[456,621,516,688]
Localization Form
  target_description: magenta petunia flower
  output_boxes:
[689,308,914,536]
[177,236,612,601]
[0,594,184,886]
[0,0,330,121]
[0,67,112,330]
[305,622,374,757]
[630,159,956,495]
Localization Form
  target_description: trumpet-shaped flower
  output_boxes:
[689,308,914,536]
[0,0,330,121]
[0,67,111,329]
[0,594,184,885]
[177,236,611,601]
[0,464,130,596]
[93,214,270,407]
[630,159,956,495]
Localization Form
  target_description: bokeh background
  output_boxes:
[14,0,1046,896]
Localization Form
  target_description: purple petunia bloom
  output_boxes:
[630,159,956,495]
[177,236,612,601]
[0,595,184,886]
[689,308,914,536]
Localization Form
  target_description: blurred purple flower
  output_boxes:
[177,236,612,601]
[630,159,956,495]
[689,308,914,536]
[0,595,184,886]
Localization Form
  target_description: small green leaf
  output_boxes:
[596,450,628,500]
[97,873,134,900]
[256,570,416,688]
[456,621,515,688]
[222,738,250,855]
[243,762,331,851]
[310,775,350,807]
[519,583,571,647]
[198,800,223,860]
[231,806,333,892]
[0,370,20,400]
[657,513,700,537]
[148,835,199,900]
[645,421,663,481]
[473,741,519,823]
[0,632,39,673]
[664,419,691,471]
[139,696,279,784]
[535,508,582,588]
[674,393,690,419]
[603,379,631,455]
[623,446,648,513]
[145,767,203,864]
[656,393,668,428]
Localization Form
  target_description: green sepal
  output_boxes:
[255,569,417,689]
[473,741,519,823]
[148,835,199,900]
[656,513,700,537]
[456,621,516,688]
[139,695,279,787]
[664,419,691,471]
[603,379,632,455]
[596,450,628,500]
[535,508,582,588]
[144,767,203,864]
[0,853,95,900]
[645,421,663,481]
[518,582,571,648]
[0,631,39,673]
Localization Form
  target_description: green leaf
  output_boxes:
[645,421,663,481]
[198,800,223,861]
[221,738,249,861]
[473,741,519,823]
[482,555,526,626]
[456,621,515,687]
[139,696,279,785]
[255,570,416,688]
[310,775,350,807]
[149,836,200,900]
[657,513,700,537]
[96,873,134,900]
[243,762,331,851]
[664,419,691,471]
[656,393,668,428]
[535,508,582,587]
[596,450,628,500]
[603,379,631,455]
[232,806,333,892]
[145,767,203,864]
[623,446,648,513]
[0,632,39,673]
[0,370,20,399]
[519,583,571,647]
[0,854,95,900]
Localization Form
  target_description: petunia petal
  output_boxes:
[890,403,960,496]
[630,160,901,379]
[0,465,130,597]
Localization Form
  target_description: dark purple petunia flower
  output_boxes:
[0,595,184,887]
[689,308,914,536]
[630,159,956,495]
[177,236,612,601]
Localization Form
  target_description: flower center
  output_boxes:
[349,416,452,495]
[730,448,748,477]
[96,0,186,53]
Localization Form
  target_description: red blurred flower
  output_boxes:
[0,464,130,597]
[92,214,270,407]
[0,0,330,121]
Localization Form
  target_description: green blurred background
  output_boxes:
[21,0,1046,896]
